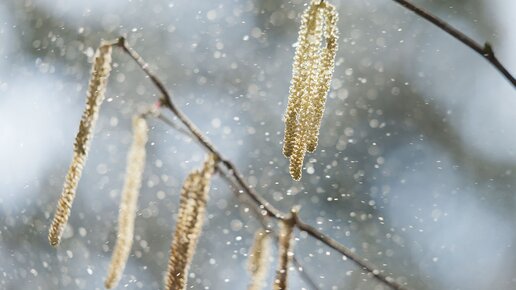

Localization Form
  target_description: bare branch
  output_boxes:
[152,114,322,289]
[114,38,407,290]
[391,0,515,87]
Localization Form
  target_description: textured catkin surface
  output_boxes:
[247,230,271,290]
[306,4,339,153]
[104,116,148,289]
[283,3,319,159]
[273,220,295,290]
[48,42,112,247]
[283,0,339,181]
[165,154,216,290]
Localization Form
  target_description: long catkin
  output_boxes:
[104,116,149,289]
[289,4,324,181]
[283,3,319,158]
[306,3,339,153]
[48,41,112,247]
[247,230,271,290]
[283,0,339,181]
[165,154,216,290]
[273,220,295,290]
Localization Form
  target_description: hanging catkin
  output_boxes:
[306,4,339,153]
[273,220,295,290]
[48,41,112,247]
[283,0,339,180]
[165,154,216,290]
[283,3,320,159]
[104,116,148,289]
[247,230,271,290]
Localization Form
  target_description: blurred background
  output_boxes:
[1,0,515,289]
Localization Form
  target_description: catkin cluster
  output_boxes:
[247,230,271,290]
[283,0,339,180]
[273,219,295,290]
[165,154,216,290]
[104,116,149,289]
[48,41,113,247]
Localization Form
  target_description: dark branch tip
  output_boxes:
[483,42,494,57]
[116,36,126,47]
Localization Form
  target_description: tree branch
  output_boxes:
[114,37,406,290]
[148,116,321,289]
[217,165,321,290]
[391,0,516,87]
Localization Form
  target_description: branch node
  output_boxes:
[483,42,494,57]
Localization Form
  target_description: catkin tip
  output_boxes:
[289,165,302,181]
[49,236,60,247]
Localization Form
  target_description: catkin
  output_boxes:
[104,116,148,289]
[306,4,339,153]
[273,220,295,290]
[283,0,339,180]
[289,4,324,181]
[48,41,112,247]
[247,230,271,290]
[165,154,216,290]
[283,3,319,158]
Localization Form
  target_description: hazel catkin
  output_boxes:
[104,116,148,289]
[48,41,113,247]
[282,0,339,180]
[165,154,216,290]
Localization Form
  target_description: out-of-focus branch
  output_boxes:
[391,0,515,87]
[113,37,406,290]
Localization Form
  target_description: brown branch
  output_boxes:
[154,116,321,289]
[217,166,321,290]
[391,0,516,87]
[113,37,406,290]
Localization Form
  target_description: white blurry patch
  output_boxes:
[0,75,73,205]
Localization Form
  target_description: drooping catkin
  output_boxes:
[273,220,295,290]
[306,3,339,153]
[283,3,319,158]
[104,116,148,289]
[247,230,271,290]
[165,154,216,290]
[289,4,324,181]
[48,41,112,247]
[283,0,339,180]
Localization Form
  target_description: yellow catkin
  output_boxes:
[48,41,112,247]
[273,220,295,290]
[306,2,339,153]
[289,2,324,181]
[247,230,271,290]
[283,0,339,180]
[104,116,148,289]
[165,154,216,290]
[282,3,319,158]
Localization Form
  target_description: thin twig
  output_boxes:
[218,166,321,290]
[154,112,194,138]
[149,117,321,289]
[390,0,515,87]
[113,37,406,290]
